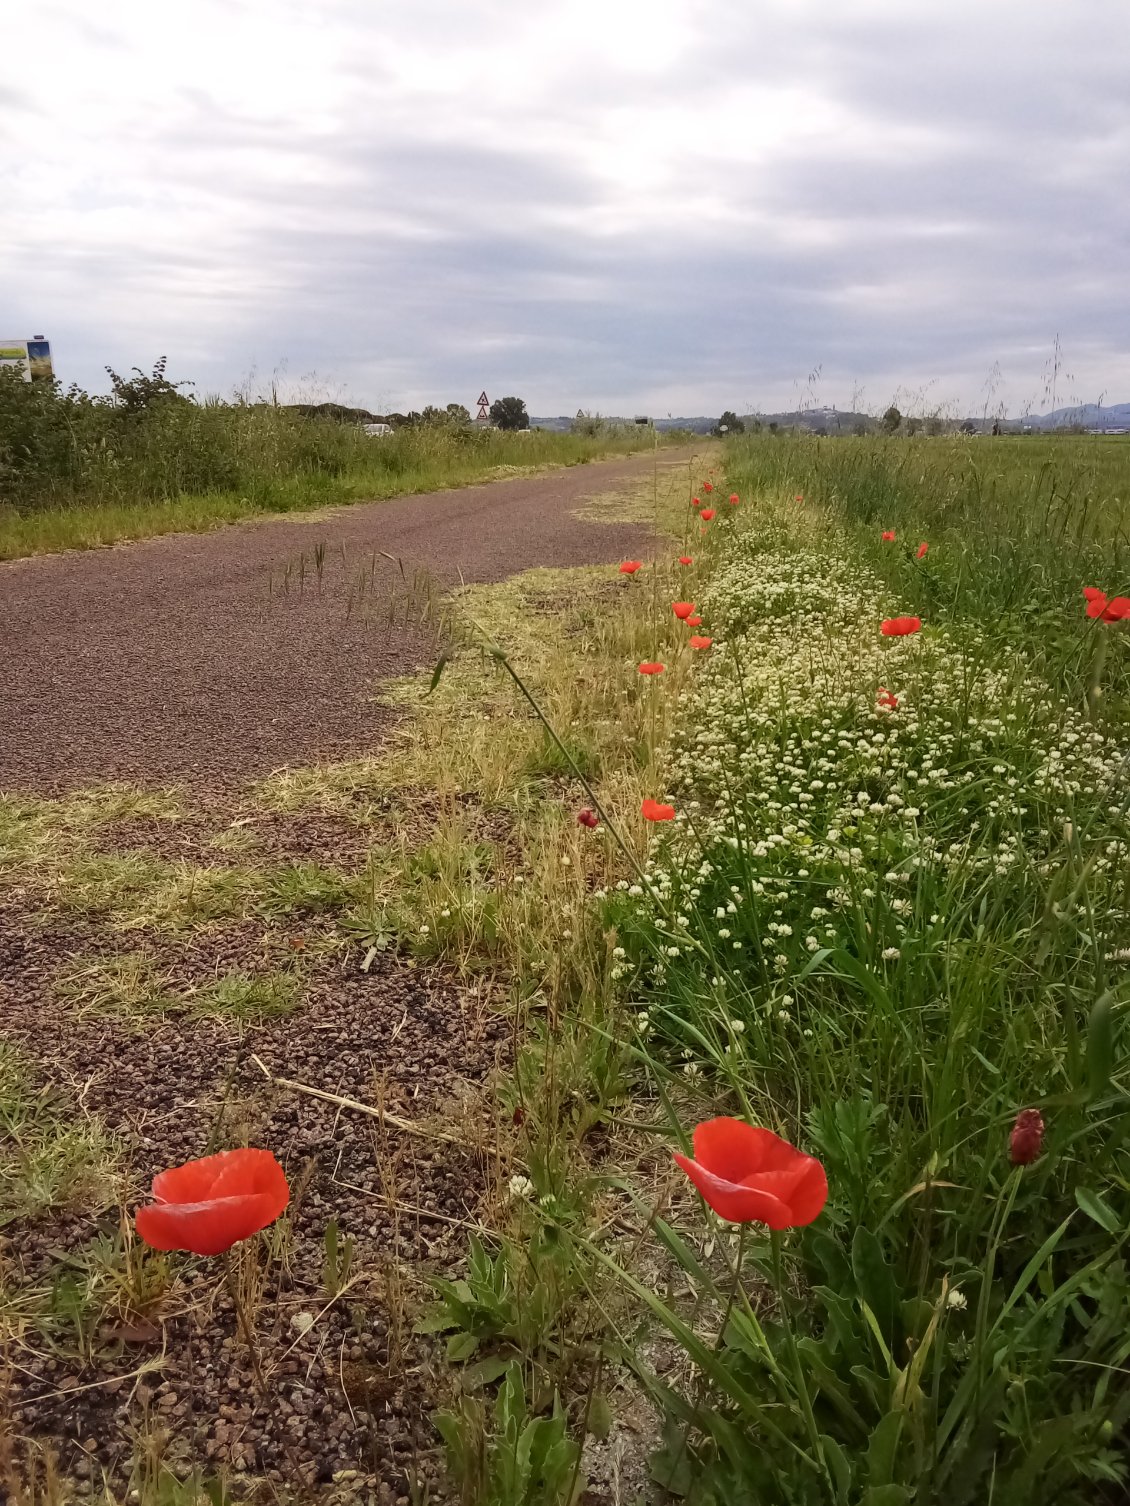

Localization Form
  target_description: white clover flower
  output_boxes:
[882,946,901,960]
[946,1288,967,1312]
[508,1175,535,1201]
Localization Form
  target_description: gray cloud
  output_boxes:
[5,0,1128,416]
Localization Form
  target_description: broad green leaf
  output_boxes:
[1085,992,1116,1102]
[1075,1185,1122,1235]
[445,1329,480,1362]
[866,1410,904,1488]
[462,1354,513,1389]
[852,1226,900,1354]
[588,1390,614,1441]
[819,1434,852,1500]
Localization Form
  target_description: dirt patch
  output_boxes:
[0,901,510,1499]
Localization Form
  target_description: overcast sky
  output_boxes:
[4,0,1128,417]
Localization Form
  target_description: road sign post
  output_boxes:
[476,390,490,423]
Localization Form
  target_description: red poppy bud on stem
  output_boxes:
[1009,1108,1044,1165]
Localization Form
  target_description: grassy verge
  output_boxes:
[405,449,1130,1504]
[0,420,663,561]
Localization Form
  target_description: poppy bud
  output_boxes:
[1009,1108,1044,1165]
[576,808,600,829]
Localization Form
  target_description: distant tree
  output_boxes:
[926,415,944,437]
[906,416,920,437]
[960,420,976,435]
[852,420,869,437]
[768,421,779,434]
[446,402,471,423]
[490,396,529,431]
[713,410,745,436]
[881,405,902,434]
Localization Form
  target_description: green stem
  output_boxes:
[770,1229,835,1502]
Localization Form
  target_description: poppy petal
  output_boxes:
[136,1190,289,1256]
[745,1161,829,1226]
[673,1153,794,1227]
[692,1119,792,1181]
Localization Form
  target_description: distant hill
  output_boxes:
[1025,402,1130,431]
[530,415,718,433]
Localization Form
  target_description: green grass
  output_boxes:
[187,967,302,1022]
[0,1044,121,1226]
[0,402,665,560]
[56,952,178,1021]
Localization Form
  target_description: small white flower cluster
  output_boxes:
[622,542,1130,991]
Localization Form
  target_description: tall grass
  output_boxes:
[728,431,1130,617]
[727,431,1130,710]
[0,370,659,559]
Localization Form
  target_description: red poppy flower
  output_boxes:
[881,616,922,637]
[638,661,665,675]
[619,560,643,575]
[671,601,695,620]
[700,508,716,521]
[1009,1108,1045,1166]
[916,542,928,559]
[692,496,702,509]
[1085,588,1130,622]
[678,555,693,566]
[686,614,702,626]
[703,482,714,493]
[729,493,739,506]
[673,1118,827,1229]
[689,635,712,649]
[641,798,676,822]
[576,808,600,829]
[135,1149,290,1257]
[881,530,896,542]
[876,687,898,710]
[794,494,804,503]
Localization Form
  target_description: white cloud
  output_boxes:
[2,0,1128,414]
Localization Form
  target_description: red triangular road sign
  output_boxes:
[477,391,489,407]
